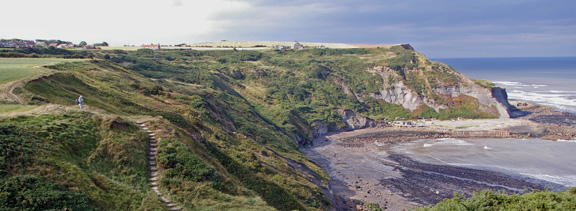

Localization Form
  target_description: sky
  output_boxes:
[2,0,575,58]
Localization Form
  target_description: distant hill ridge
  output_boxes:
[189,40,405,49]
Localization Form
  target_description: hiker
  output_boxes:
[77,95,84,109]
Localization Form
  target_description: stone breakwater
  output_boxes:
[335,128,528,147]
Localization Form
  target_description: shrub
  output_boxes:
[0,175,95,210]
[0,125,41,176]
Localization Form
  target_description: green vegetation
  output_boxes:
[0,47,93,58]
[0,46,511,210]
[0,112,166,210]
[417,189,576,211]
[0,104,36,113]
[474,79,500,89]
[0,175,94,210]
[12,57,331,210]
[0,58,77,84]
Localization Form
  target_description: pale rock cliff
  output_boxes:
[338,109,375,130]
[312,55,520,138]
[367,66,516,119]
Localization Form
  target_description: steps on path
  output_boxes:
[138,121,181,211]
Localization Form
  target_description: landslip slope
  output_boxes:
[1,44,518,210]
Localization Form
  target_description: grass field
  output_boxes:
[0,58,79,84]
[0,104,36,113]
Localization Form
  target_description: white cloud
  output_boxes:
[1,0,575,57]
[1,0,251,45]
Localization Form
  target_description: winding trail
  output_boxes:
[137,121,181,211]
[7,80,24,104]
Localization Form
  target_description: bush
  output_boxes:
[0,125,41,176]
[417,189,576,211]
[157,139,220,183]
[0,175,95,210]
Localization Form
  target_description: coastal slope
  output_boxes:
[0,44,524,210]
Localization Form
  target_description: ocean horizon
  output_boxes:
[433,57,576,113]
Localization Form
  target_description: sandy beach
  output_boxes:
[302,101,576,210]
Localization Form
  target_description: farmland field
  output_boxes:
[0,58,77,84]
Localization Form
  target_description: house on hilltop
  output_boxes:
[35,41,48,48]
[275,45,289,50]
[57,43,75,48]
[142,43,161,51]
[0,40,36,48]
[292,41,304,50]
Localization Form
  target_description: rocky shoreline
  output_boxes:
[303,101,576,210]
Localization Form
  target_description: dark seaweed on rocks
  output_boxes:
[379,154,554,205]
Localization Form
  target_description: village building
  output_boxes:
[35,41,48,48]
[142,43,161,51]
[274,45,289,50]
[0,40,36,48]
[57,43,75,48]
[292,41,304,50]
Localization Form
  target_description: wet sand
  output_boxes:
[303,129,551,210]
[302,101,574,210]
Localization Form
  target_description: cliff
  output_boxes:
[2,44,519,210]
[360,48,516,118]
[369,65,515,119]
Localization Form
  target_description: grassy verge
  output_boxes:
[0,58,81,84]
[0,104,37,113]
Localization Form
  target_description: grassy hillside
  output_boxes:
[3,57,330,210]
[1,46,505,210]
[100,46,497,142]
[1,112,167,210]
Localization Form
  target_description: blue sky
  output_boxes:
[2,0,575,58]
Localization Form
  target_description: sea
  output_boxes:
[433,57,576,113]
[391,138,576,191]
[391,57,576,191]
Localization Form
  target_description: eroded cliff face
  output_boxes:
[338,109,376,130]
[366,65,514,119]
[310,55,519,138]
[370,81,428,111]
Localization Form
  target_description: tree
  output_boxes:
[79,41,87,47]
[94,42,109,47]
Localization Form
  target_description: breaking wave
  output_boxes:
[423,138,473,147]
[519,173,576,189]
[491,81,576,113]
